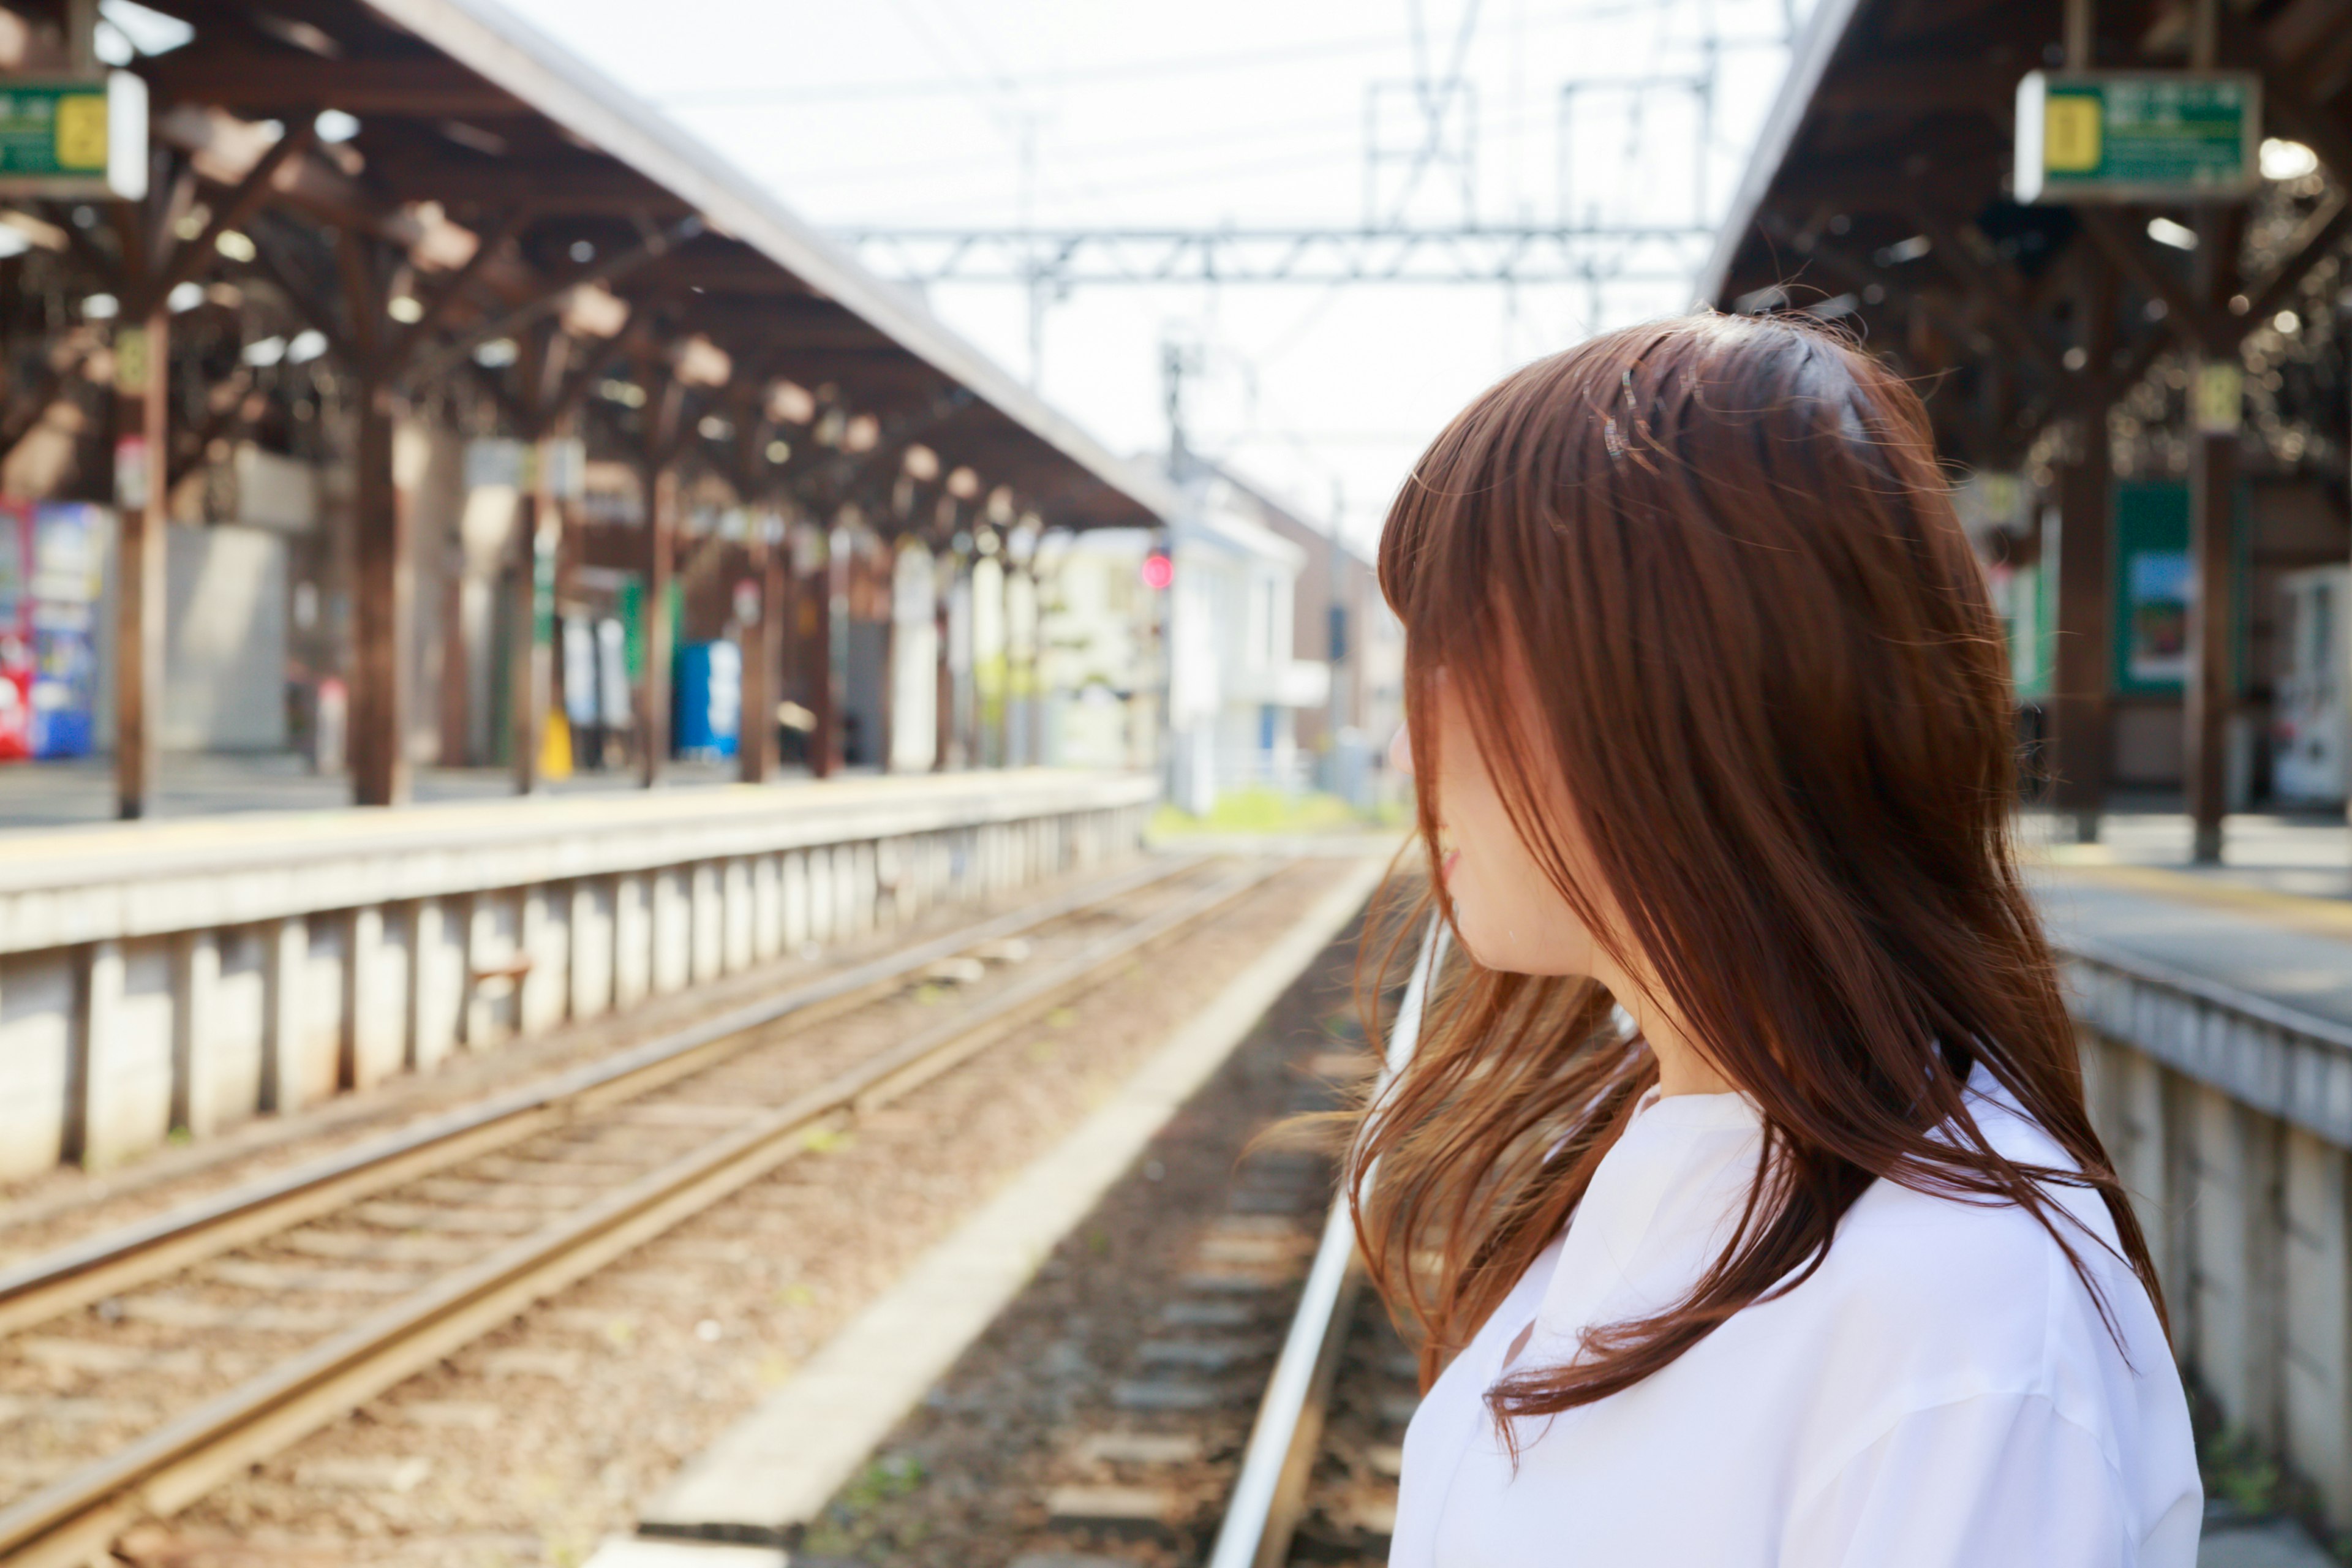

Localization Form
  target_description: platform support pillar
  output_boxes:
[2048,426,2111,842]
[639,461,676,788]
[877,541,897,771]
[350,376,412,807]
[810,521,845,778]
[510,488,548,794]
[934,553,956,771]
[2185,197,2244,865]
[741,514,783,783]
[112,306,167,820]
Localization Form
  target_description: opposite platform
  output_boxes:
[0,769,1154,1178]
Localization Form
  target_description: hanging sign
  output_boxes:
[2015,71,2260,203]
[2193,362,2245,434]
[0,75,148,200]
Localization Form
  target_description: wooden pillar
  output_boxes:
[809,523,846,778]
[509,489,546,793]
[2048,425,2112,840]
[934,556,955,772]
[350,379,410,807]
[2186,195,2244,864]
[2177,0,2237,863]
[740,519,783,783]
[877,546,897,772]
[986,557,1011,768]
[639,462,676,788]
[112,307,167,819]
[437,528,470,767]
[2187,358,2239,863]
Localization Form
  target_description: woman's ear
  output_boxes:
[1389,721,1415,778]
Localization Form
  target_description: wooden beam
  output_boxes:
[1811,58,2016,116]
[1910,209,2067,380]
[131,122,318,318]
[2242,194,2352,326]
[0,344,91,466]
[1788,225,2003,363]
[144,48,527,116]
[638,246,818,294]
[400,213,701,390]
[2218,6,2352,187]
[154,102,411,244]
[2074,208,2217,351]
[375,154,687,214]
[166,368,258,491]
[379,204,530,375]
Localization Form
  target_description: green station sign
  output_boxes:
[0,75,147,200]
[2016,70,2260,203]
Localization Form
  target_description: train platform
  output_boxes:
[0,754,805,836]
[0,767,1158,1182]
[2022,810,2352,1031]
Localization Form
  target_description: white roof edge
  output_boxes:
[1696,0,1872,307]
[360,0,1177,524]
[1183,503,1310,568]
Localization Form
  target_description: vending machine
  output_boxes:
[0,506,29,760]
[673,640,740,760]
[0,502,97,761]
[27,503,100,758]
[2274,565,2348,806]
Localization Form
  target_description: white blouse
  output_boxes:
[1392,1068,2201,1567]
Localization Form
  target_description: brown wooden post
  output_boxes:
[877,540,898,772]
[2185,202,2245,865]
[350,377,410,807]
[2185,355,2239,863]
[740,518,783,783]
[2048,425,2112,842]
[807,521,845,778]
[804,528,833,778]
[639,461,676,788]
[438,535,470,766]
[112,307,167,819]
[934,549,955,772]
[509,486,544,793]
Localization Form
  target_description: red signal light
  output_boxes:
[1140,552,1174,590]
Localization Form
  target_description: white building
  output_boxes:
[1036,527,1158,772]
[1161,473,1330,813]
[1041,467,1387,815]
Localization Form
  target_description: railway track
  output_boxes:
[908,921,1437,1568]
[1204,921,1440,1568]
[0,853,1286,1568]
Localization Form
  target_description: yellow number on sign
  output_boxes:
[53,94,107,171]
[2045,95,2102,173]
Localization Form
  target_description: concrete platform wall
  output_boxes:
[2070,940,2352,1525]
[0,772,1154,1180]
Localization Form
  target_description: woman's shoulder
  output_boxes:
[1781,1088,2156,1415]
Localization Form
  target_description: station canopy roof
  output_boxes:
[48,0,1174,530]
[1698,0,2352,472]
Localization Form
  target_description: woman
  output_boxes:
[1359,314,2199,1566]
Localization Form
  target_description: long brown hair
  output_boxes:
[1354,312,2160,1423]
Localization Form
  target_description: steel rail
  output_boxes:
[1207,917,1445,1568]
[0,854,1206,1340]
[0,858,1288,1568]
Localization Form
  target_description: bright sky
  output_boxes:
[502,0,1811,549]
